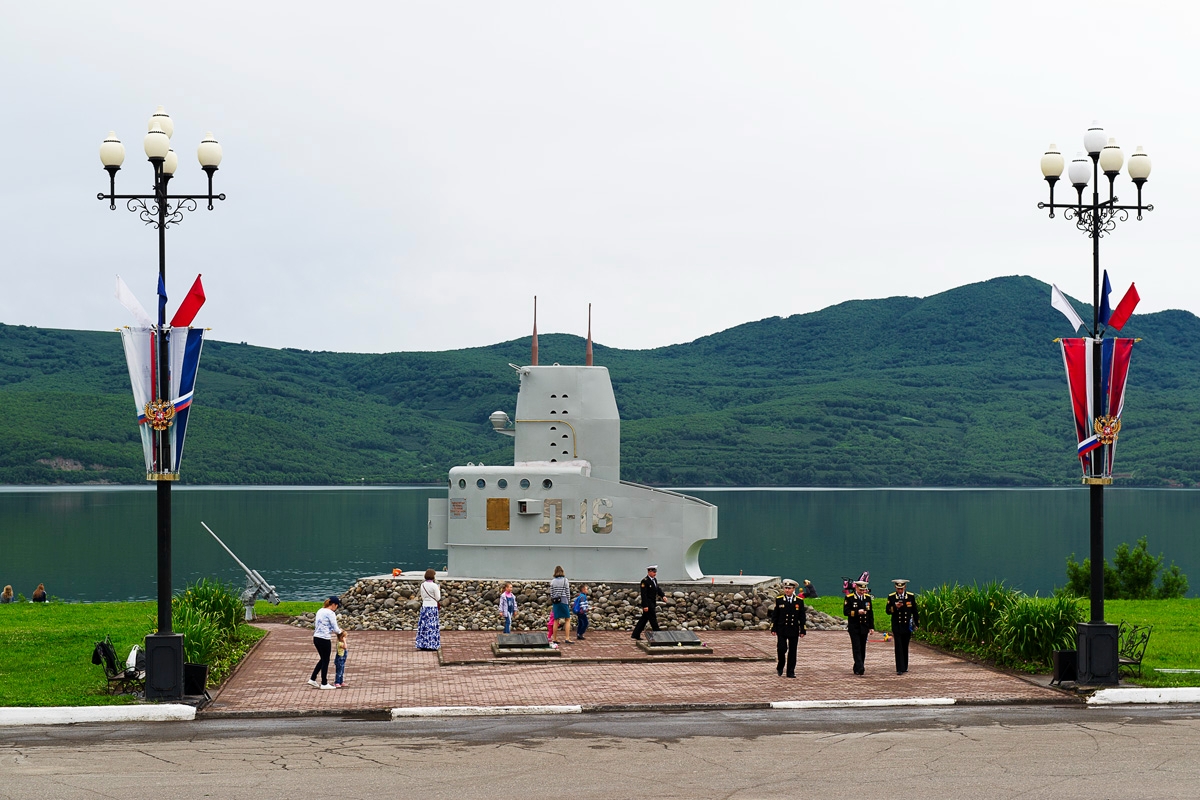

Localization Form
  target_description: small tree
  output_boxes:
[1112,537,1162,599]
[1158,563,1190,599]
[1064,536,1189,600]
[1064,553,1120,599]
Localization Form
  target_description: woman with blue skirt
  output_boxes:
[415,569,441,651]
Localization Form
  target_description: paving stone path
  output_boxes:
[203,624,1069,716]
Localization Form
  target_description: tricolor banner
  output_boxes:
[119,326,206,478]
[168,326,204,472]
[1060,337,1134,479]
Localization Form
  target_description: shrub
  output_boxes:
[1113,538,1163,599]
[919,581,1017,643]
[1064,537,1189,600]
[153,579,247,667]
[177,578,242,635]
[1158,564,1190,599]
[994,594,1083,665]
[917,583,955,635]
[916,582,1083,670]
[1064,554,1120,598]
[948,580,1015,643]
[171,602,225,665]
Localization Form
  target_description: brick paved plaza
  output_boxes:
[203,624,1069,716]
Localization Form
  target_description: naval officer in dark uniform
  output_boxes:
[843,579,875,675]
[631,565,665,640]
[771,579,807,678]
[885,579,919,674]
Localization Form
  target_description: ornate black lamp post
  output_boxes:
[1038,121,1152,684]
[97,107,225,699]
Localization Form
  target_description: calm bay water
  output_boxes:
[1,486,1196,602]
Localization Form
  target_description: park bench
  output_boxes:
[1117,621,1152,679]
[91,635,144,695]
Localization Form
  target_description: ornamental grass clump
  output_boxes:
[171,602,225,665]
[948,580,1015,644]
[915,581,1085,671]
[178,578,242,635]
[994,594,1082,666]
[151,579,264,686]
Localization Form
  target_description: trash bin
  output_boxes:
[1052,649,1077,684]
[183,662,209,696]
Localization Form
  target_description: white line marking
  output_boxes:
[391,705,583,718]
[770,698,956,709]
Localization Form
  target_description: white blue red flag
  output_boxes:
[118,325,205,477]
[1099,271,1113,326]
[119,326,156,474]
[1060,337,1135,478]
[168,327,205,472]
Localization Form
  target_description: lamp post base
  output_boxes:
[144,633,184,699]
[1076,622,1120,685]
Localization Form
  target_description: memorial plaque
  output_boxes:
[493,631,561,658]
[646,630,703,647]
[497,633,551,649]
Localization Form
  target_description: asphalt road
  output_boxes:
[3,706,1200,799]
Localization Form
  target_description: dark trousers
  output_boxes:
[892,627,911,673]
[576,612,589,638]
[776,631,799,676]
[632,606,659,638]
[311,636,332,684]
[848,625,868,675]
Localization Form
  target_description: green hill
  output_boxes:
[3,275,1199,487]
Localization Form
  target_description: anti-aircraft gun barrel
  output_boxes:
[201,521,279,619]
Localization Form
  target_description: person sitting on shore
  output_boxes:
[1,585,13,603]
[31,583,47,602]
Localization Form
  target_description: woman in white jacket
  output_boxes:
[415,569,442,651]
[308,595,342,689]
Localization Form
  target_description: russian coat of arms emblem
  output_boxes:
[1093,415,1121,445]
[143,399,176,431]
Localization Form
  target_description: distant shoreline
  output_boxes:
[2,484,1199,493]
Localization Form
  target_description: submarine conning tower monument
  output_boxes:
[427,311,718,582]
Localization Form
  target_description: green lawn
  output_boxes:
[0,602,155,706]
[2,597,1195,706]
[808,595,1200,687]
[0,600,318,707]
[1106,599,1200,688]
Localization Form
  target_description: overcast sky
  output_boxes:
[1,2,1195,354]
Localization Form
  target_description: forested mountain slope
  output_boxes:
[2,275,1198,487]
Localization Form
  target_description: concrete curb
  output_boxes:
[771,698,955,709]
[1088,687,1200,705]
[391,705,583,718]
[18,688,1191,726]
[0,704,196,726]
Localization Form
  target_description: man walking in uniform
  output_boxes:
[885,579,919,674]
[631,565,665,640]
[843,579,875,675]
[771,579,806,678]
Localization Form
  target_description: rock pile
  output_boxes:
[289,578,847,633]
